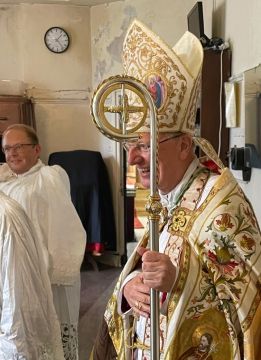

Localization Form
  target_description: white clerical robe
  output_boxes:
[0,191,64,360]
[0,160,86,359]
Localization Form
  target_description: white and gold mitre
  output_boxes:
[122,19,203,134]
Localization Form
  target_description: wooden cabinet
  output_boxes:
[0,95,35,162]
[200,49,232,166]
[0,96,35,135]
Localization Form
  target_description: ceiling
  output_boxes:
[0,0,119,6]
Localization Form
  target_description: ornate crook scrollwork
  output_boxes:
[91,75,151,141]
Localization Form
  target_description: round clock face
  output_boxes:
[44,27,70,53]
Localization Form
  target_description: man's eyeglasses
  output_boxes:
[123,133,183,153]
[2,143,36,154]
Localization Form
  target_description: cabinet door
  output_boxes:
[0,96,35,135]
[0,102,22,134]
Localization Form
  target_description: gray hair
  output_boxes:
[2,124,39,145]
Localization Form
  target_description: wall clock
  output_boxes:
[44,27,70,53]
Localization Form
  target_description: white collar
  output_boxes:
[0,159,43,182]
[16,159,43,178]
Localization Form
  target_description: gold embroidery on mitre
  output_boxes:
[123,20,203,134]
[185,71,201,133]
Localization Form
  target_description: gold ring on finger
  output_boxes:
[136,300,141,310]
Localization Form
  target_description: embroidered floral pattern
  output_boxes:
[207,249,239,275]
[187,191,259,321]
[240,234,255,252]
[170,209,187,232]
[187,272,219,318]
[213,213,235,232]
[60,323,78,360]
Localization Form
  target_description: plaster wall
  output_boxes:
[0,5,23,80]
[91,0,213,87]
[21,4,92,90]
[214,0,261,222]
[0,3,97,165]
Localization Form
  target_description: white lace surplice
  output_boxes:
[0,191,64,359]
[0,161,86,360]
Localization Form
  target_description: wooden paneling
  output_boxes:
[200,49,232,166]
[0,96,35,134]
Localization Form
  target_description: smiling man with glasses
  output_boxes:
[92,20,261,360]
[0,124,86,360]
[124,132,192,192]
[1,126,40,175]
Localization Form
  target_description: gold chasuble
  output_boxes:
[101,166,261,360]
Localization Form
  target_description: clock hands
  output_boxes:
[55,38,62,46]
[57,33,63,40]
[44,27,69,53]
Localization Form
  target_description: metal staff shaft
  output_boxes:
[91,75,161,359]
[148,99,160,360]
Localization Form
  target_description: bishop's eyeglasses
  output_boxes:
[122,133,183,153]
